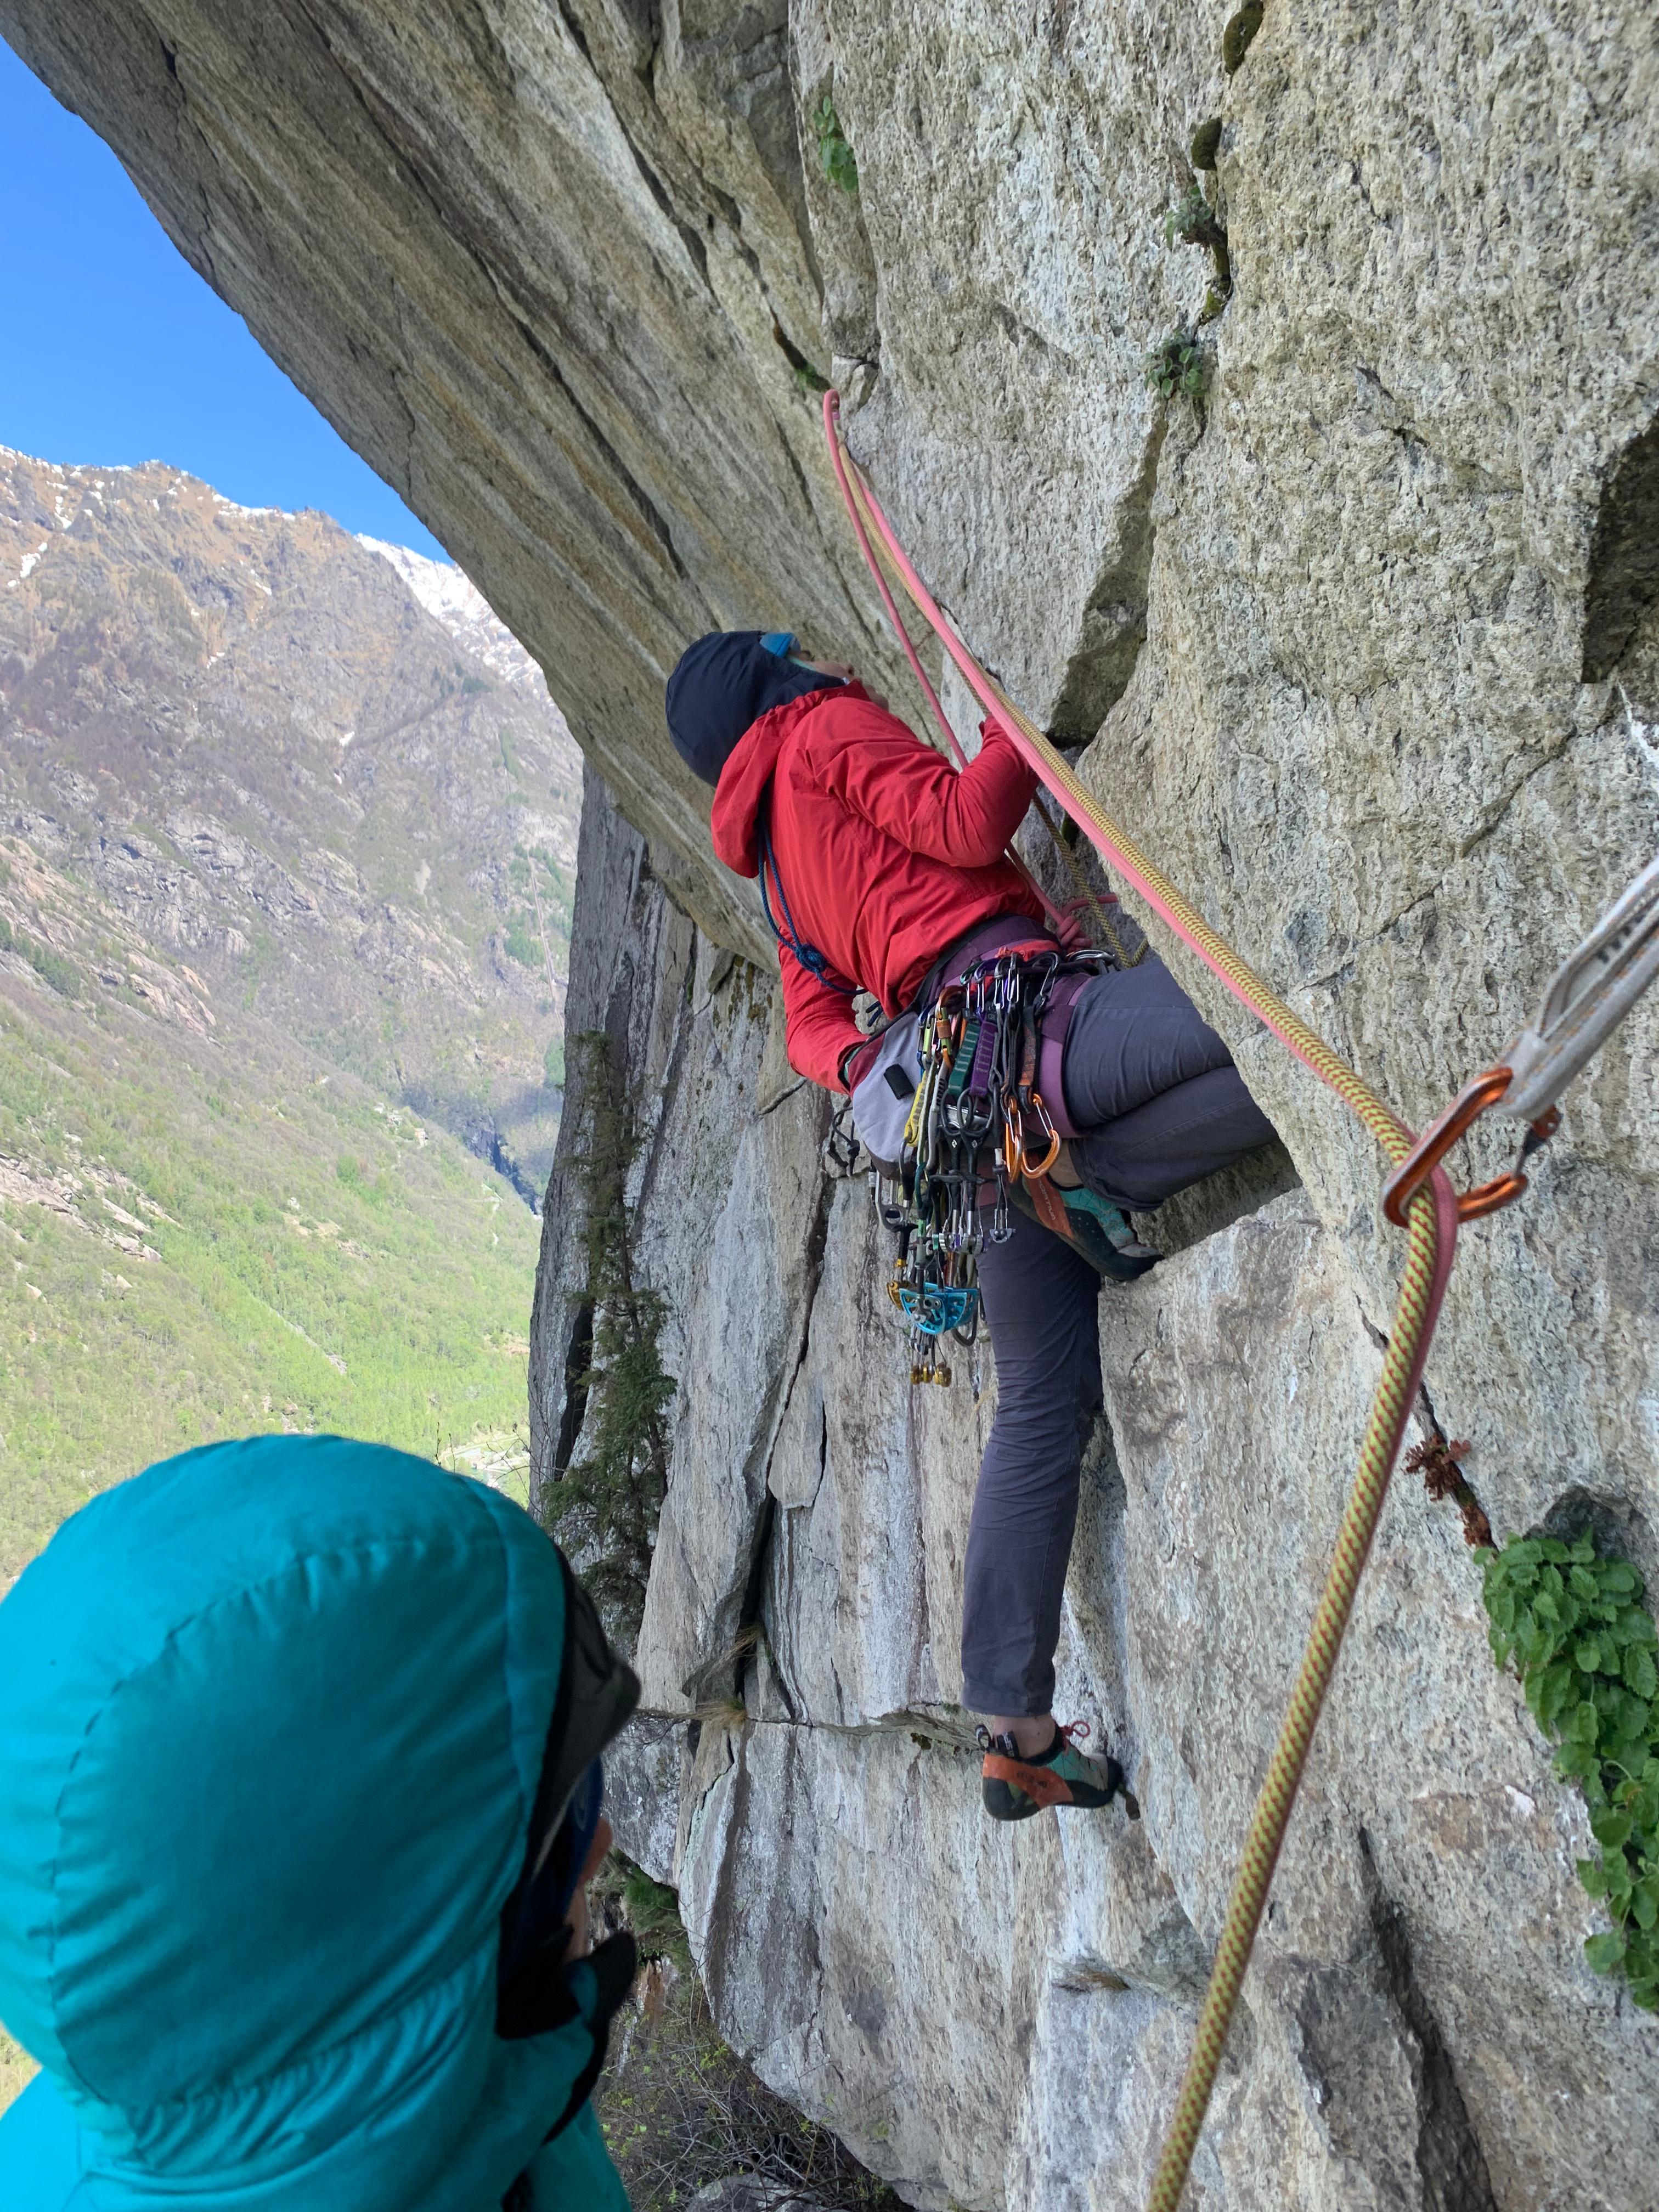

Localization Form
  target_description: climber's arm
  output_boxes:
[806,696,1037,868]
[778,946,863,1092]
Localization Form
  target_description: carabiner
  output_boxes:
[1498,852,1659,1124]
[1380,1068,1560,1229]
[1003,1110,1026,1181]
[1019,1096,1063,1182]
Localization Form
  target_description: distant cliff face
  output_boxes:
[0,447,579,1197]
[6,7,1658,2210]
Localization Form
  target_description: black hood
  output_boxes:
[665,630,839,786]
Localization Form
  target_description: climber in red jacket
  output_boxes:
[668,630,1277,1821]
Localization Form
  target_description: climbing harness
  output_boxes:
[820,389,1659,2210]
[879,942,1091,1384]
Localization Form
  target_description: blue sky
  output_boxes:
[0,37,444,556]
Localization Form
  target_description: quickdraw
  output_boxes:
[878,944,1109,1385]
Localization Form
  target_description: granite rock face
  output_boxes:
[10,2,1658,2205]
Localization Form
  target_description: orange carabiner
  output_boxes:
[1003,1113,1026,1181]
[1019,1096,1062,1182]
[1380,1066,1560,1229]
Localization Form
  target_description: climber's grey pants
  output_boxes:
[960,957,1276,1716]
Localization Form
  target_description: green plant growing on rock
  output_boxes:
[0,917,81,998]
[794,359,832,397]
[590,1854,687,1966]
[1164,177,1232,306]
[1146,324,1206,403]
[556,1030,675,1647]
[1482,1528,1659,2009]
[813,93,859,194]
[1164,181,1207,249]
[591,1854,903,2208]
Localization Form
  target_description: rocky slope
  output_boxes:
[0,446,580,1198]
[0,445,575,1582]
[4,6,1657,2209]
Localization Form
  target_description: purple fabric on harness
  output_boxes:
[915,914,1057,1012]
[1037,970,1093,1139]
[966,1011,998,1097]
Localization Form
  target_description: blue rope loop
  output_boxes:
[759,815,854,995]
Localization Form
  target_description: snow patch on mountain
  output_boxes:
[359,537,555,703]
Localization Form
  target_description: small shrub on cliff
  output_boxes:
[1164,181,1214,250]
[1482,1529,1659,2008]
[503,912,541,969]
[1145,324,1206,403]
[555,1030,675,1646]
[0,917,81,998]
[593,1853,902,2209]
[1163,178,1231,304]
[813,94,859,194]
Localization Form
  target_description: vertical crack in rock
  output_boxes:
[1583,414,1659,682]
[631,920,698,1221]
[766,1152,837,1488]
[1360,1832,1501,2212]
[511,317,701,599]
[552,1301,595,1476]
[554,0,718,301]
[749,1156,838,1718]
[1046,421,1165,746]
[737,1494,778,1688]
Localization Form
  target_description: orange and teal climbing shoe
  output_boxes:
[977,1721,1141,1823]
[1012,1178,1159,1282]
[1058,1185,1159,1279]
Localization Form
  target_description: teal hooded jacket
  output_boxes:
[0,1434,634,2210]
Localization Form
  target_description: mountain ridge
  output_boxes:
[0,440,579,1589]
[1,443,581,1202]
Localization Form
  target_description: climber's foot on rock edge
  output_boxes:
[977,1722,1141,1822]
[1058,1184,1160,1281]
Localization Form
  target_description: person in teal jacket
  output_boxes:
[0,1432,639,2210]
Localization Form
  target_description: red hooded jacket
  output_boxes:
[709,682,1045,1090]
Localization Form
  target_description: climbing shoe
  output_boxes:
[1013,1176,1159,1281]
[1060,1185,1160,1279]
[977,1721,1141,1823]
